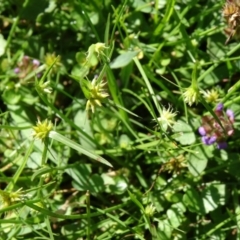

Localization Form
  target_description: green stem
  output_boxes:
[200,217,232,239]
[225,95,240,107]
[45,216,54,240]
[23,201,129,220]
[86,191,91,240]
[233,188,240,239]
[198,42,240,82]
[222,80,240,103]
[133,57,162,115]
[41,138,49,166]
[6,141,34,192]
[4,0,30,54]
[37,138,49,199]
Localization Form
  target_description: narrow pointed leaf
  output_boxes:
[49,131,112,167]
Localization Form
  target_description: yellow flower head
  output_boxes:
[0,188,27,210]
[32,119,53,141]
[183,85,200,106]
[82,76,109,113]
[44,53,61,73]
[145,204,156,217]
[86,43,109,62]
[201,89,219,104]
[157,106,177,128]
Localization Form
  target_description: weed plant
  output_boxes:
[1,0,240,239]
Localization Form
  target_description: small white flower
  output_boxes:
[157,106,177,128]
[183,85,200,106]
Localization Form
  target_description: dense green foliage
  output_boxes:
[1,0,240,239]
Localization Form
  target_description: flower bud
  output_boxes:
[226,109,234,122]
[198,126,206,136]
[217,142,228,149]
[144,204,156,217]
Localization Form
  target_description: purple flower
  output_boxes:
[201,136,209,145]
[208,136,217,144]
[217,142,228,149]
[33,59,40,66]
[199,103,235,149]
[226,109,234,122]
[198,126,206,136]
[216,103,223,111]
[14,67,20,74]
[202,135,217,145]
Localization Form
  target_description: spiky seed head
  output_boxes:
[183,85,200,106]
[32,119,53,141]
[201,89,219,104]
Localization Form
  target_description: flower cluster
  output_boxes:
[14,55,41,80]
[198,103,234,149]
[163,155,187,174]
[223,0,240,44]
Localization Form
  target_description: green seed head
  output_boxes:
[201,89,219,104]
[183,85,200,106]
[32,119,53,141]
[157,106,177,129]
[0,188,27,210]
[84,76,109,113]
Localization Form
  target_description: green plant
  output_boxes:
[0,0,240,239]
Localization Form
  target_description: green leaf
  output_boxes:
[128,190,144,211]
[0,34,7,56]
[160,58,171,66]
[67,165,105,193]
[118,134,130,149]
[71,65,90,80]
[183,185,222,215]
[74,108,95,150]
[166,208,182,228]
[188,146,208,176]
[27,151,42,169]
[155,219,172,239]
[49,131,113,167]
[85,44,100,66]
[172,120,196,145]
[75,52,87,64]
[153,0,175,36]
[228,153,240,179]
[2,89,22,105]
[110,51,139,69]
[132,0,154,13]
[183,188,205,215]
[109,177,128,194]
[202,185,220,213]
